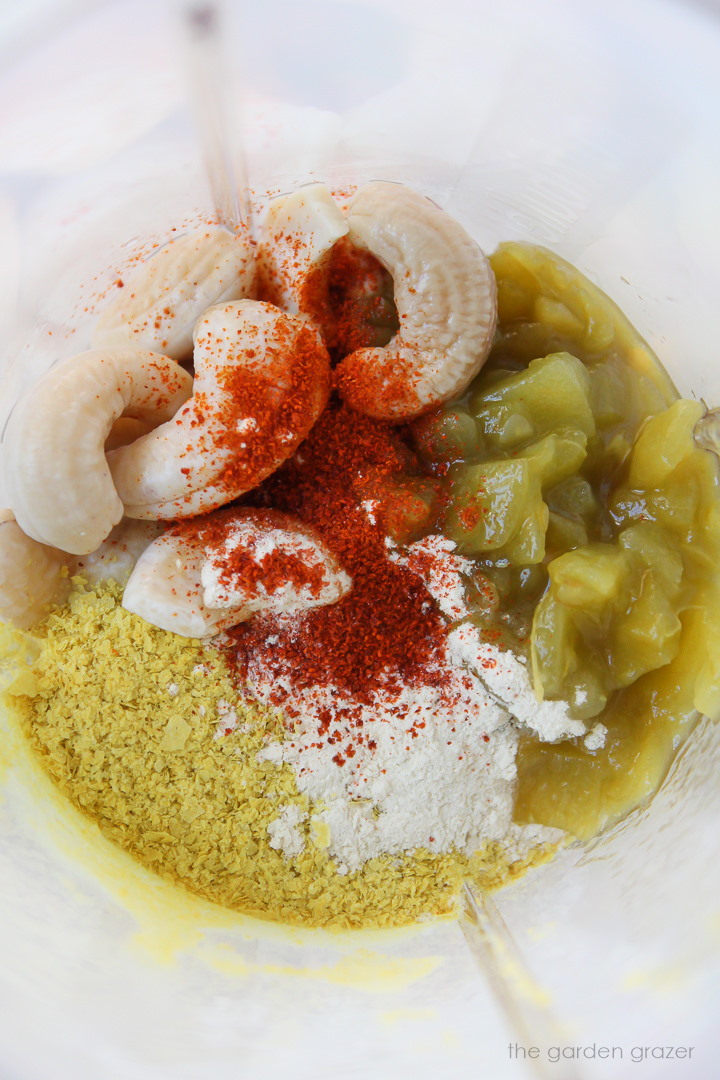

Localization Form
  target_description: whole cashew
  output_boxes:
[258,184,348,315]
[108,300,331,521]
[93,224,256,360]
[73,519,165,587]
[122,507,352,637]
[0,510,70,629]
[3,350,192,555]
[104,417,153,452]
[334,181,497,422]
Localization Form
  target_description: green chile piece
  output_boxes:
[533,296,585,339]
[531,523,685,719]
[523,430,588,488]
[618,522,683,594]
[496,512,548,565]
[546,513,588,553]
[611,400,718,548]
[612,575,681,687]
[546,476,598,520]
[589,361,630,428]
[628,399,705,490]
[413,407,483,464]
[489,243,678,403]
[471,352,596,451]
[588,358,667,430]
[531,590,609,719]
[445,429,588,564]
[500,429,588,562]
[630,399,703,488]
[464,571,501,619]
[445,459,534,554]
[550,544,630,610]
[545,476,600,555]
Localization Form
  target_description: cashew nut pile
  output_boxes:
[0,185,497,635]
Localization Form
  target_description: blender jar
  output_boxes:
[0,1,718,1077]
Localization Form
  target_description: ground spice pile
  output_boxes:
[233,403,449,710]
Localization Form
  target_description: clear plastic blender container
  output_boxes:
[0,1,719,1077]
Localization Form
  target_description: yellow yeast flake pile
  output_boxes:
[7,582,541,929]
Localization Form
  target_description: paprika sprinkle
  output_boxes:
[233,401,449,701]
[300,236,399,363]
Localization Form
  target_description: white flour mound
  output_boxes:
[257,655,518,874]
[253,534,597,870]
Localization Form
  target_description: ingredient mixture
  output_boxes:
[1,183,718,929]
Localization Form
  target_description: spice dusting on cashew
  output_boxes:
[2,181,719,929]
[107,301,330,520]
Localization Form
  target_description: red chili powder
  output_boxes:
[172,506,335,602]
[222,402,449,702]
[301,236,399,363]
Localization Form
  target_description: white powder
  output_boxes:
[501,822,567,864]
[255,533,585,869]
[256,644,518,873]
[267,804,306,857]
[447,623,585,742]
[213,698,238,739]
[388,534,474,623]
[584,722,608,751]
[360,499,380,526]
[235,417,258,435]
[393,534,584,741]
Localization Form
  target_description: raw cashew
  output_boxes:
[73,519,164,587]
[0,511,70,629]
[93,225,256,360]
[3,350,192,555]
[122,507,352,637]
[335,181,497,422]
[108,300,331,521]
[258,185,348,315]
[104,417,153,452]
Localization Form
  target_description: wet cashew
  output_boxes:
[122,507,352,637]
[108,300,331,521]
[93,225,256,360]
[3,350,192,555]
[258,184,348,315]
[0,510,70,629]
[335,181,497,422]
[73,519,165,587]
[104,417,153,452]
